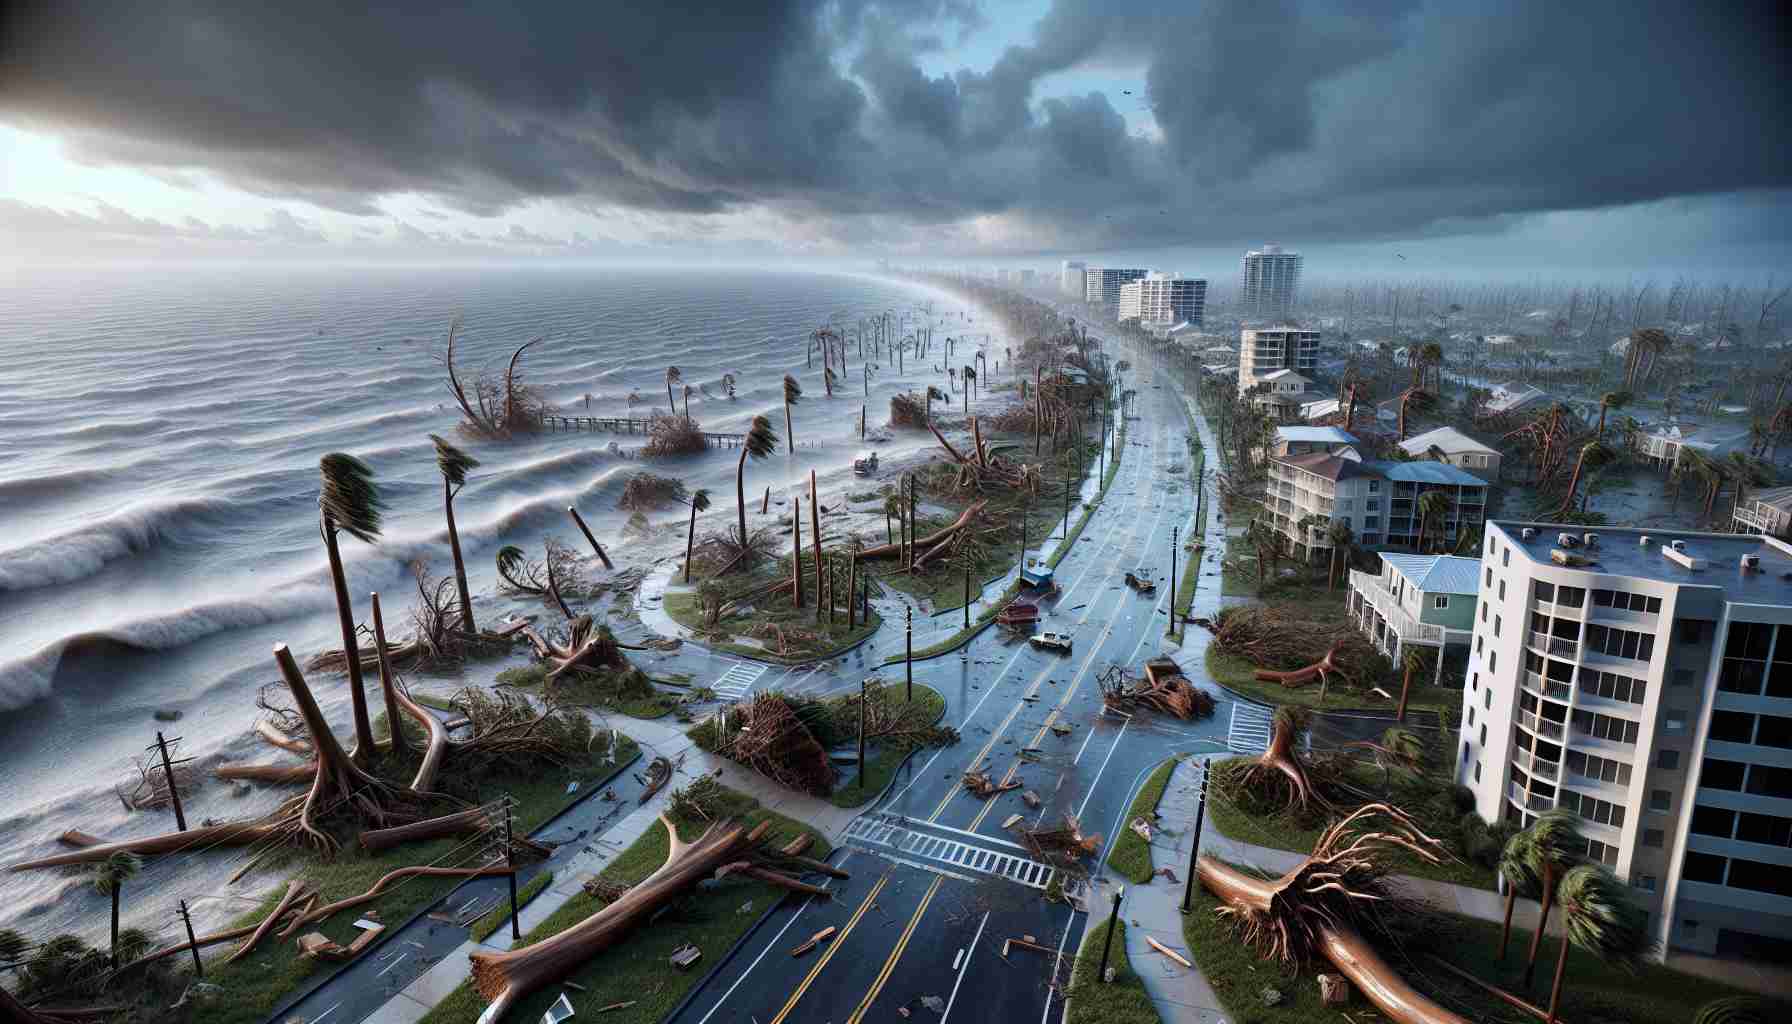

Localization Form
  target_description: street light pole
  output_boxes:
[857,678,868,790]
[905,606,913,701]
[505,800,521,941]
[1097,884,1125,982]
[1181,761,1209,913]
[1167,525,1179,636]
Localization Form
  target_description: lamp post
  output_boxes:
[1181,761,1209,912]
[1167,525,1179,636]
[1097,884,1125,982]
[905,607,913,701]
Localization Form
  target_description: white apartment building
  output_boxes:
[1237,326,1320,394]
[1060,260,1086,297]
[1240,243,1302,316]
[1084,267,1149,308]
[1116,272,1207,326]
[1460,523,1792,964]
[1734,485,1792,538]
[1264,453,1487,561]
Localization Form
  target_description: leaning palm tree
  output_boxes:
[1543,864,1651,1022]
[733,415,779,557]
[1522,809,1586,986]
[1419,341,1444,392]
[665,366,682,413]
[1327,525,1359,589]
[1595,391,1631,439]
[429,434,481,633]
[1556,440,1613,518]
[782,374,803,453]
[1414,490,1451,553]
[1498,829,1542,960]
[90,851,142,967]
[319,452,385,760]
[1396,647,1431,722]
[680,488,711,583]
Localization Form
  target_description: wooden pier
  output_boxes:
[537,414,746,448]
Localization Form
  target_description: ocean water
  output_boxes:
[0,264,998,940]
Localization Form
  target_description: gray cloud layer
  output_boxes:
[2,0,1787,251]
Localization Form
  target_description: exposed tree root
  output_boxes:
[225,880,312,964]
[1098,663,1216,719]
[518,615,628,683]
[1227,708,1332,815]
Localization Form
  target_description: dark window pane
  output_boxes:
[1756,715,1792,749]
[1593,588,1612,606]
[1746,764,1792,799]
[1535,581,1556,602]
[1735,813,1792,848]
[1690,805,1736,837]
[1702,758,1747,791]
[1768,662,1792,698]
[1710,711,1757,744]
[1682,851,1727,885]
[1679,619,1702,644]
[1647,597,1662,613]
[1726,858,1792,897]
[1559,587,1585,608]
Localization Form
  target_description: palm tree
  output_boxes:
[952,533,987,629]
[1498,830,1542,961]
[680,488,711,583]
[1414,490,1451,552]
[962,365,976,413]
[1360,726,1426,791]
[734,416,779,553]
[1595,391,1631,439]
[1326,522,1354,592]
[319,452,385,760]
[1420,341,1444,392]
[1558,440,1613,517]
[1396,647,1430,722]
[782,375,803,453]
[1543,865,1651,1022]
[1522,809,1586,987]
[665,366,682,413]
[882,490,901,544]
[429,435,480,633]
[90,851,142,967]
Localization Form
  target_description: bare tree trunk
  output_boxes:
[792,497,805,609]
[371,592,406,756]
[322,517,377,762]
[444,480,475,632]
[810,471,822,623]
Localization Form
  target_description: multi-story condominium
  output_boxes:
[1347,552,1478,677]
[1237,326,1320,393]
[1060,260,1086,297]
[1263,453,1486,561]
[1240,243,1302,316]
[1116,272,1206,326]
[1734,485,1792,538]
[1459,522,1792,964]
[1083,267,1149,308]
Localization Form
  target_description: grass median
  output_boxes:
[1105,757,1178,884]
[1066,914,1161,1024]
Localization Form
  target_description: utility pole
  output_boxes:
[1181,761,1209,913]
[1063,460,1072,538]
[857,678,868,790]
[1097,885,1124,982]
[905,606,913,701]
[1166,525,1179,637]
[505,800,521,941]
[153,732,189,831]
[179,899,202,978]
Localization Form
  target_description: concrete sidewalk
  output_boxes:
[361,715,865,1024]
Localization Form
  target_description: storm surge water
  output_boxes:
[0,264,1001,941]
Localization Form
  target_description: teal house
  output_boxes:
[1346,553,1478,684]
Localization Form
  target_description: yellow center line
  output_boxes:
[846,874,944,1023]
[769,872,890,1024]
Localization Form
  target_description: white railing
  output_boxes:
[1518,709,1565,740]
[1347,570,1447,645]
[1523,671,1573,702]
[1508,781,1554,812]
[1529,630,1580,660]
[1531,758,1560,782]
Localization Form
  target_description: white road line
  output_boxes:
[951,947,965,971]
[308,1004,341,1024]
[376,952,408,977]
[1041,906,1076,1024]
[1071,714,1105,765]
[940,912,991,1024]
[692,851,854,1024]
[1075,715,1131,820]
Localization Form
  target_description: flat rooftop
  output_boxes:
[1492,521,1792,604]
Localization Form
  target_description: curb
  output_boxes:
[259,749,644,1024]
[824,681,951,812]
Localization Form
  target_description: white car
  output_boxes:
[1029,631,1073,652]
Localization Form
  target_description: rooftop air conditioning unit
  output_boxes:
[1671,539,1688,552]
[1521,527,1536,540]
[1639,535,1653,547]
[1583,533,1599,547]
[1557,532,1579,547]
[1742,553,1761,572]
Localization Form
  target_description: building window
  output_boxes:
[1643,828,1665,847]
[1735,812,1792,848]
[1664,712,1687,733]
[1494,615,1502,637]
[1635,874,1658,892]
[1367,498,1380,511]
[1584,624,1655,662]
[1435,595,1450,609]
[1719,621,1772,694]
[1482,602,1489,623]
[1681,851,1727,885]
[1700,758,1746,791]
[1648,790,1671,813]
[1566,750,1632,787]
[1690,805,1736,837]
[1484,688,1492,710]
[1471,672,1478,692]
[1746,764,1792,799]
[1534,580,1555,603]
[1476,636,1484,655]
[1579,668,1646,704]
[1503,548,1510,567]
[1474,761,1482,782]
[1488,651,1497,674]
[1709,710,1755,744]
[1727,858,1792,898]
[1560,790,1626,828]
[1657,749,1680,770]
[1557,586,1586,608]
[1499,580,1507,600]
[1462,741,1470,765]
[1369,480,1380,493]
[1584,839,1617,866]
[1756,714,1792,748]
[1480,724,1487,745]
[1571,710,1639,745]
[1678,619,1703,644]
[1468,707,1475,727]
[1485,567,1493,587]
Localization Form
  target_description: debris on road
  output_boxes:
[789,926,837,957]
[963,771,1021,798]
[1001,935,1055,958]
[1019,815,1102,864]
[1147,937,1191,967]
[670,943,702,969]
[1002,813,1024,829]
[1020,789,1042,809]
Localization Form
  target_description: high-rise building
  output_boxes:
[1060,260,1087,297]
[1237,326,1320,393]
[1116,272,1207,325]
[1083,267,1149,308]
[1461,522,1792,963]
[1240,243,1302,316]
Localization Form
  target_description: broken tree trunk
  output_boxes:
[853,500,988,562]
[1231,708,1328,814]
[394,677,449,793]
[359,807,492,852]
[225,880,311,964]
[469,817,840,1022]
[370,592,408,755]
[276,864,512,939]
[7,817,285,871]
[1195,805,1465,1024]
[216,763,317,785]
[1254,640,1350,688]
[518,615,628,683]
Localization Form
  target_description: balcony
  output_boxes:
[1518,709,1565,741]
[1523,671,1573,702]
[1347,570,1456,648]
[1530,758,1560,782]
[1529,630,1579,660]
[1508,781,1555,813]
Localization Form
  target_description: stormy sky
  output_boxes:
[1,0,1787,276]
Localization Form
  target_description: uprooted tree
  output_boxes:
[1097,662,1216,720]
[468,816,846,1021]
[1209,605,1389,697]
[1215,707,1336,817]
[1196,804,1469,1024]
[438,318,548,439]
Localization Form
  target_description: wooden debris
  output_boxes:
[962,771,1021,798]
[294,923,385,962]
[1002,936,1055,958]
[638,756,675,804]
[1002,814,1024,829]
[1098,662,1216,720]
[1319,973,1351,1006]
[1050,723,1073,737]
[1018,815,1102,865]
[789,926,837,957]
[1021,790,1042,809]
[595,1000,636,1013]
[670,943,702,969]
[1147,936,1191,967]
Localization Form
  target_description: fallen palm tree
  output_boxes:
[962,769,1021,798]
[1196,804,1466,1024]
[468,817,843,1021]
[1210,606,1385,691]
[308,565,525,673]
[518,614,629,682]
[718,693,838,796]
[496,539,585,619]
[1097,662,1216,720]
[852,499,988,564]
[926,419,1043,494]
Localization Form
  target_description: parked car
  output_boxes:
[1029,631,1073,652]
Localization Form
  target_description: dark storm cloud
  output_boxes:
[2,0,1787,250]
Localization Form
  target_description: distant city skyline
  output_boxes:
[1,2,1786,273]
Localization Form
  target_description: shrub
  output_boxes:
[1450,784,1477,812]
[616,472,687,510]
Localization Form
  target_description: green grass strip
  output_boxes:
[1066,914,1162,1024]
[1105,757,1178,884]
[468,870,555,942]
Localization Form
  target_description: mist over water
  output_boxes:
[0,264,998,941]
